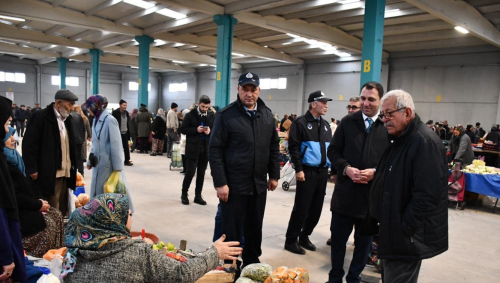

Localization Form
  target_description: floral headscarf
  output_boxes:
[85,95,108,121]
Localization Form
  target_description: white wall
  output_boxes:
[0,58,37,107]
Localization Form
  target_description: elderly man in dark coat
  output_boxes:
[22,90,78,216]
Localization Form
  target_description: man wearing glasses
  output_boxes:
[326,82,389,283]
[365,90,448,283]
[346,96,361,114]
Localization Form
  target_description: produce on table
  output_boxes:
[76,172,85,187]
[240,263,273,282]
[74,193,90,208]
[264,266,309,283]
[463,160,500,175]
[152,242,189,263]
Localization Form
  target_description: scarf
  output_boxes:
[3,127,25,176]
[157,108,166,121]
[85,95,108,123]
[61,193,131,279]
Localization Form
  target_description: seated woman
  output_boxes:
[62,194,242,283]
[448,125,474,165]
[3,126,64,257]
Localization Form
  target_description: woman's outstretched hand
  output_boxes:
[213,235,242,261]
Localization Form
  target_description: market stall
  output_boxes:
[463,160,500,212]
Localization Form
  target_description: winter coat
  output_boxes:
[366,115,448,260]
[151,116,167,139]
[128,117,137,135]
[135,107,151,138]
[209,97,280,195]
[87,110,134,212]
[167,109,179,130]
[8,164,45,236]
[15,109,27,122]
[448,134,474,164]
[112,108,130,135]
[179,107,215,160]
[64,239,219,283]
[22,103,77,196]
[327,110,389,218]
[70,112,85,145]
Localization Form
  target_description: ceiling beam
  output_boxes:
[120,40,139,48]
[16,20,31,28]
[0,42,59,58]
[39,58,57,64]
[61,48,88,58]
[43,24,66,35]
[0,23,93,49]
[95,35,134,49]
[85,0,123,17]
[259,0,342,17]
[154,0,223,15]
[384,37,486,52]
[0,0,142,36]
[383,29,470,45]
[69,30,99,41]
[326,8,424,27]
[116,3,168,24]
[405,0,500,48]
[40,44,57,51]
[339,14,436,31]
[72,54,196,73]
[348,20,452,37]
[225,0,302,14]
[144,13,213,34]
[51,0,69,7]
[283,1,365,20]
[307,2,414,23]
[173,22,218,35]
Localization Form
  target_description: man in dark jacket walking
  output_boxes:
[209,72,280,269]
[10,103,18,128]
[326,82,389,283]
[15,105,28,137]
[367,90,448,283]
[69,108,85,176]
[22,90,78,216]
[180,95,215,205]
[112,100,133,166]
[284,91,333,255]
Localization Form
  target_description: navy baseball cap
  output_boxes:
[238,72,260,87]
[307,90,332,103]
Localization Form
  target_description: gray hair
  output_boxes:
[381,89,415,118]
[349,96,361,102]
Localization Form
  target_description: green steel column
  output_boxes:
[360,0,386,88]
[214,14,237,108]
[135,35,154,108]
[56,57,68,89]
[89,49,103,95]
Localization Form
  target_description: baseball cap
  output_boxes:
[238,72,260,87]
[307,90,332,103]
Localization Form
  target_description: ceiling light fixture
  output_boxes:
[199,64,207,66]
[338,0,360,4]
[264,45,268,48]
[282,42,292,45]
[0,15,25,22]
[454,26,469,34]
[172,60,186,64]
[130,66,139,69]
[385,9,400,13]
[156,8,187,20]
[232,53,245,57]
[123,0,155,9]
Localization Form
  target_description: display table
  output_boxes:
[473,148,500,156]
[464,173,500,211]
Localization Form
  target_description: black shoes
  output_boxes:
[179,170,186,174]
[299,237,316,251]
[157,153,163,156]
[124,161,133,166]
[194,195,207,205]
[326,237,331,246]
[181,193,189,205]
[150,153,156,156]
[284,241,306,255]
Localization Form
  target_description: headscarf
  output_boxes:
[130,108,138,120]
[73,105,87,124]
[157,108,166,121]
[85,95,108,122]
[0,96,19,221]
[3,127,25,176]
[62,194,131,279]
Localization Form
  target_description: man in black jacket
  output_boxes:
[326,82,389,283]
[368,90,448,283]
[180,95,215,205]
[112,100,133,166]
[22,90,78,216]
[70,107,85,176]
[10,103,18,128]
[15,105,27,137]
[284,91,332,255]
[209,72,280,269]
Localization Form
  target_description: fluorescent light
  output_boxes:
[123,0,155,9]
[264,45,268,48]
[172,43,185,47]
[337,52,351,57]
[287,33,301,38]
[0,15,25,22]
[339,0,360,4]
[199,64,207,66]
[455,26,469,34]
[130,66,139,69]
[210,65,216,67]
[156,8,186,20]
[232,53,245,57]
[172,60,186,64]
[385,9,400,13]
[282,42,292,45]
[154,39,167,45]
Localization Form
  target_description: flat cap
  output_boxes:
[55,89,79,101]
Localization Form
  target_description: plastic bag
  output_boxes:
[49,255,63,278]
[68,189,76,215]
[241,263,272,282]
[103,171,128,194]
[266,266,309,283]
[235,277,259,283]
[37,267,60,283]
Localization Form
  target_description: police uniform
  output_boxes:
[284,90,332,254]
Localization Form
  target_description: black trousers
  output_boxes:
[16,120,24,137]
[139,137,148,153]
[130,133,138,151]
[382,259,421,283]
[221,191,267,267]
[121,133,130,162]
[166,128,178,155]
[182,148,208,195]
[285,166,328,241]
[76,144,84,176]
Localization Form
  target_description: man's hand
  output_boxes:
[87,137,92,141]
[173,128,177,133]
[39,200,50,212]
[268,179,278,191]
[346,167,368,184]
[203,127,211,135]
[0,262,15,280]
[331,174,337,183]
[87,165,92,170]
[360,169,376,182]
[30,172,38,181]
[296,171,305,182]
[216,185,229,202]
[197,126,204,133]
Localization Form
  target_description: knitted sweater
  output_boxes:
[65,239,219,283]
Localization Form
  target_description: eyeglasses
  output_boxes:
[346,105,359,110]
[378,108,406,120]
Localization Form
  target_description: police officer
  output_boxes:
[284,90,332,255]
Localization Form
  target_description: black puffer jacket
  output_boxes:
[209,97,280,195]
[151,116,167,139]
[367,115,448,260]
[180,107,215,160]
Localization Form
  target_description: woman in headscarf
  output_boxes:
[4,126,65,257]
[85,95,134,211]
[129,108,139,153]
[150,108,167,156]
[62,194,242,283]
[73,105,92,164]
[448,124,474,164]
[0,96,27,282]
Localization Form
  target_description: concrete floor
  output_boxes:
[80,151,500,283]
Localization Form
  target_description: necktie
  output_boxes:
[366,118,373,133]
[248,110,256,118]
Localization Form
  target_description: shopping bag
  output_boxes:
[103,171,128,194]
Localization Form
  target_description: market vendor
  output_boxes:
[448,125,474,165]
[62,193,242,283]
